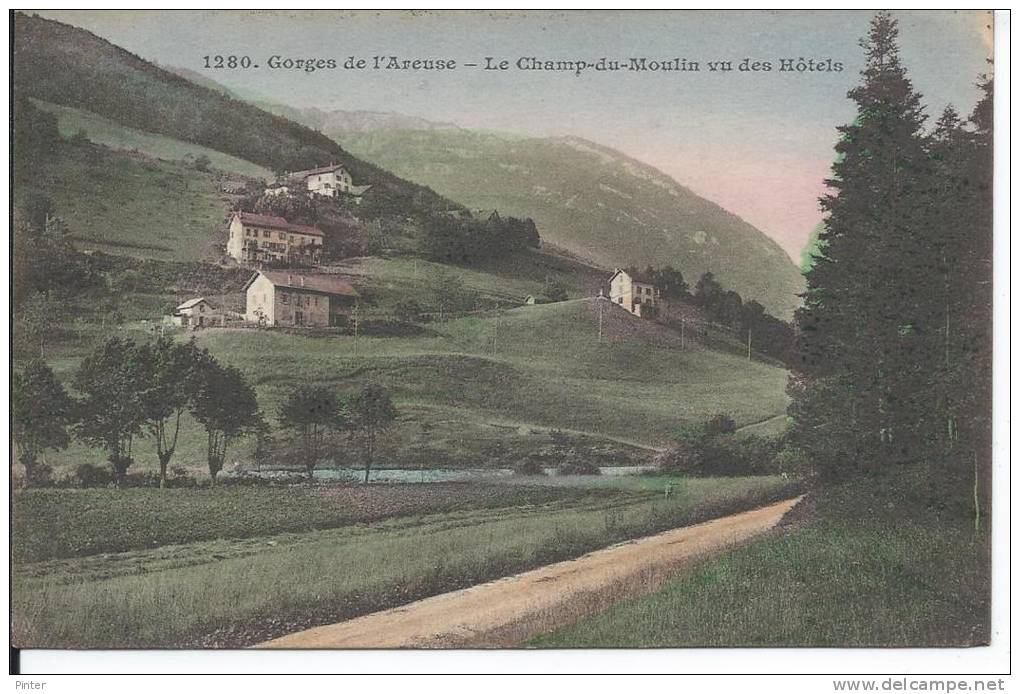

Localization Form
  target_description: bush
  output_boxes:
[26,462,56,488]
[512,459,546,476]
[71,463,114,488]
[556,461,601,476]
[655,439,704,475]
[772,442,813,479]
[393,299,423,323]
[704,414,737,436]
[166,465,199,488]
[192,154,211,172]
[658,423,782,477]
[122,471,162,488]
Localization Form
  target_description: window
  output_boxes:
[281,293,289,305]
[263,230,270,238]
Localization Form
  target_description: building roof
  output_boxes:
[348,184,372,196]
[609,268,657,286]
[175,297,211,311]
[233,212,324,237]
[290,163,346,180]
[245,270,359,298]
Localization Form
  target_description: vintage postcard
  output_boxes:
[9,9,999,666]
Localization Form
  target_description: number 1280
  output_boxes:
[203,55,255,69]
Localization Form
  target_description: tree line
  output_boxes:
[421,213,541,265]
[13,337,399,488]
[623,264,795,363]
[788,12,992,519]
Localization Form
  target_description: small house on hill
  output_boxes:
[171,297,222,328]
[608,269,660,317]
[226,212,324,265]
[287,163,372,202]
[244,270,359,328]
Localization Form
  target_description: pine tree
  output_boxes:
[791,12,932,477]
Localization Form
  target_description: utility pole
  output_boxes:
[747,328,752,362]
[681,317,685,350]
[353,300,360,357]
[596,291,606,343]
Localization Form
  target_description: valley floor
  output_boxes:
[11,475,799,648]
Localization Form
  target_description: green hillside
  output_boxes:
[39,298,789,476]
[34,99,272,180]
[14,138,227,262]
[332,129,805,318]
[12,12,458,216]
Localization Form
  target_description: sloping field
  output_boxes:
[33,99,273,179]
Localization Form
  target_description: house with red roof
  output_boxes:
[226,212,324,265]
[244,270,359,328]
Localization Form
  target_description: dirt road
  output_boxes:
[258,495,803,649]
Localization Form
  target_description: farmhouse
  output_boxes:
[244,270,359,328]
[288,163,372,201]
[608,269,661,317]
[226,212,324,265]
[171,297,222,328]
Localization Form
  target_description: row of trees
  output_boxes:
[789,13,992,517]
[280,384,398,483]
[623,264,795,363]
[14,337,261,487]
[14,336,404,488]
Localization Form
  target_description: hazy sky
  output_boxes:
[38,10,993,259]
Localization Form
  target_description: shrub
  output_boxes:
[192,154,211,172]
[393,299,423,323]
[26,461,56,488]
[165,465,199,489]
[655,439,704,475]
[122,471,162,488]
[556,461,601,476]
[704,414,737,436]
[512,459,546,476]
[772,442,813,479]
[71,463,114,488]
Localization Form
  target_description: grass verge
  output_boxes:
[530,469,990,647]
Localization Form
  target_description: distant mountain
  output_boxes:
[329,128,805,318]
[12,13,458,216]
[267,106,461,134]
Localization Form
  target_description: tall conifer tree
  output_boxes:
[791,12,931,477]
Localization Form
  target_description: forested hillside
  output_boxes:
[12,12,458,218]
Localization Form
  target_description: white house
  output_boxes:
[171,297,222,328]
[288,163,372,201]
[608,269,660,317]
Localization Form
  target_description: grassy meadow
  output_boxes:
[532,468,990,648]
[12,475,801,648]
[34,99,274,180]
[14,139,228,262]
[35,298,790,478]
